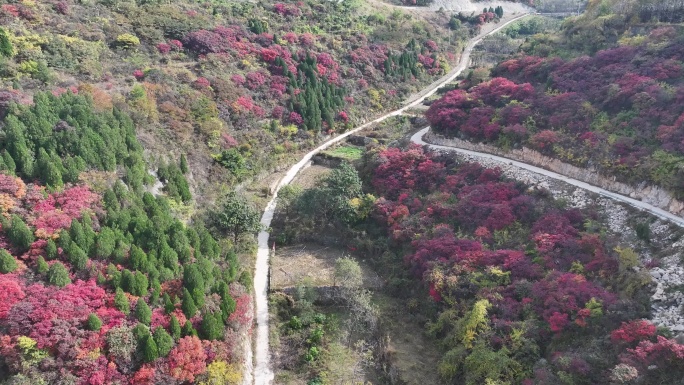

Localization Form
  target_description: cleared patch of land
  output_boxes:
[321,145,364,161]
[290,164,332,190]
[271,243,383,289]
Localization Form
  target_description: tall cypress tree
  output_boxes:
[182,320,197,337]
[181,288,198,318]
[37,149,63,189]
[135,298,152,325]
[179,154,188,174]
[153,327,174,357]
[7,215,34,253]
[2,151,16,174]
[0,249,17,273]
[47,262,71,288]
[4,116,34,177]
[0,28,13,57]
[200,312,223,341]
[163,293,175,314]
[169,314,181,340]
[141,335,159,362]
[114,287,130,315]
[45,239,58,260]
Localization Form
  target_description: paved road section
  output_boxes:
[412,127,684,228]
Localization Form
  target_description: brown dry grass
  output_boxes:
[271,243,383,289]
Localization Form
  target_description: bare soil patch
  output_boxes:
[271,243,383,289]
[290,164,332,190]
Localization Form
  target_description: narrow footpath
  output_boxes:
[251,12,533,384]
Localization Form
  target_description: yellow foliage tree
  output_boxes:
[17,336,49,367]
[116,33,140,48]
[199,361,242,385]
[459,299,491,348]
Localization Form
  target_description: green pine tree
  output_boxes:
[7,215,34,253]
[131,271,149,296]
[192,287,205,309]
[221,295,237,323]
[133,323,150,341]
[163,293,175,314]
[81,215,96,252]
[5,117,34,177]
[129,245,148,271]
[136,298,152,325]
[45,239,58,260]
[183,264,205,295]
[36,255,48,274]
[180,154,188,174]
[0,28,13,58]
[181,288,198,318]
[94,227,116,259]
[121,269,134,293]
[69,220,87,250]
[200,312,224,341]
[58,229,71,249]
[67,243,88,271]
[37,149,63,188]
[153,327,174,357]
[169,314,181,340]
[2,151,15,174]
[114,287,130,315]
[47,262,71,287]
[149,286,160,305]
[182,320,197,337]
[107,263,122,288]
[0,249,18,273]
[86,313,102,331]
[142,334,159,362]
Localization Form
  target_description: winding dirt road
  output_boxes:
[251,13,533,385]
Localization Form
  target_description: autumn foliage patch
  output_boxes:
[427,31,684,198]
[366,146,684,384]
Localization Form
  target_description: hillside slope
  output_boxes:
[426,1,684,210]
[0,0,499,383]
[0,0,469,201]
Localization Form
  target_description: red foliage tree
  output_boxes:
[157,43,171,54]
[168,336,207,382]
[130,364,156,385]
[0,275,25,319]
[611,320,657,343]
[622,336,684,370]
[228,293,253,329]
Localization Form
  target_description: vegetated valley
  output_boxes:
[1,0,684,383]
[267,1,684,385]
[0,0,509,383]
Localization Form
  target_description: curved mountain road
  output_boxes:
[251,12,534,385]
[411,127,684,228]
